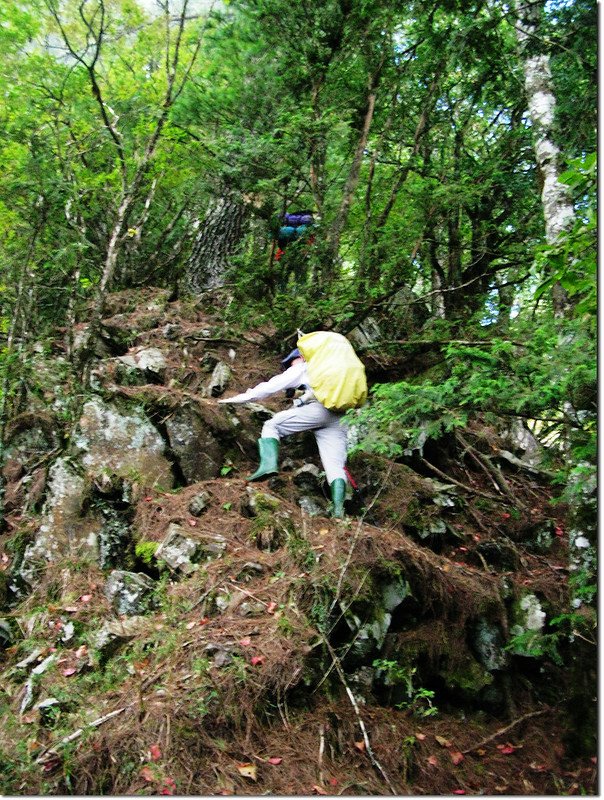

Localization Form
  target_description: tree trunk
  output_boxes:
[514,0,574,317]
[185,193,248,293]
[326,62,383,279]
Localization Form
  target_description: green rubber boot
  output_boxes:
[330,478,347,519]
[247,437,279,482]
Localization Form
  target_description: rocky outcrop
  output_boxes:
[18,459,100,588]
[164,405,225,483]
[114,347,168,385]
[104,570,157,616]
[74,396,174,489]
[154,523,227,575]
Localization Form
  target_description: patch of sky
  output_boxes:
[480,289,500,326]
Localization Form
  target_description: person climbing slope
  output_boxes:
[217,331,367,519]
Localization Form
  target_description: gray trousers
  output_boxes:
[261,402,348,484]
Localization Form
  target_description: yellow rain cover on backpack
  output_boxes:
[297,331,367,411]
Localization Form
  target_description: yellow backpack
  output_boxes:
[296,331,367,412]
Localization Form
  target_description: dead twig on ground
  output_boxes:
[323,637,399,795]
[318,723,325,786]
[420,457,500,501]
[35,707,127,762]
[225,581,268,607]
[462,708,550,754]
[466,506,492,536]
[456,433,527,510]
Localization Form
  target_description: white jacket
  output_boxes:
[218,361,313,404]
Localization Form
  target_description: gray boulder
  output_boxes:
[189,491,212,517]
[92,616,148,662]
[471,618,509,671]
[205,361,231,398]
[104,570,156,616]
[114,347,167,385]
[155,525,201,575]
[19,458,101,587]
[292,464,323,492]
[74,396,174,489]
[155,524,227,574]
[164,406,225,482]
[298,496,326,517]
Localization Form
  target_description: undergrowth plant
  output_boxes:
[372,659,438,718]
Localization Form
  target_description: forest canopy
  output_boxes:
[0,0,596,470]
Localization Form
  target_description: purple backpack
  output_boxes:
[284,211,314,226]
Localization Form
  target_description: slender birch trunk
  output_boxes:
[514,0,574,317]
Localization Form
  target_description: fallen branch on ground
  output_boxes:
[461,708,550,754]
[323,637,399,795]
[35,707,127,762]
[420,457,501,501]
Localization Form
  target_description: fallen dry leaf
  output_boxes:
[496,743,517,754]
[427,755,439,767]
[236,763,257,781]
[415,732,427,741]
[267,757,282,765]
[476,748,486,756]
[160,776,177,795]
[188,519,197,527]
[435,735,452,748]
[79,594,92,603]
[239,638,252,647]
[450,751,464,765]
[354,740,366,752]
[312,785,328,795]
[41,756,62,774]
[266,602,277,614]
[149,744,162,761]
[75,645,88,659]
[62,667,76,677]
[140,766,155,782]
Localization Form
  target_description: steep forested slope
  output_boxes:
[0,287,597,795]
[0,0,596,795]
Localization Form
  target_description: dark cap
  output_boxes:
[281,348,301,367]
